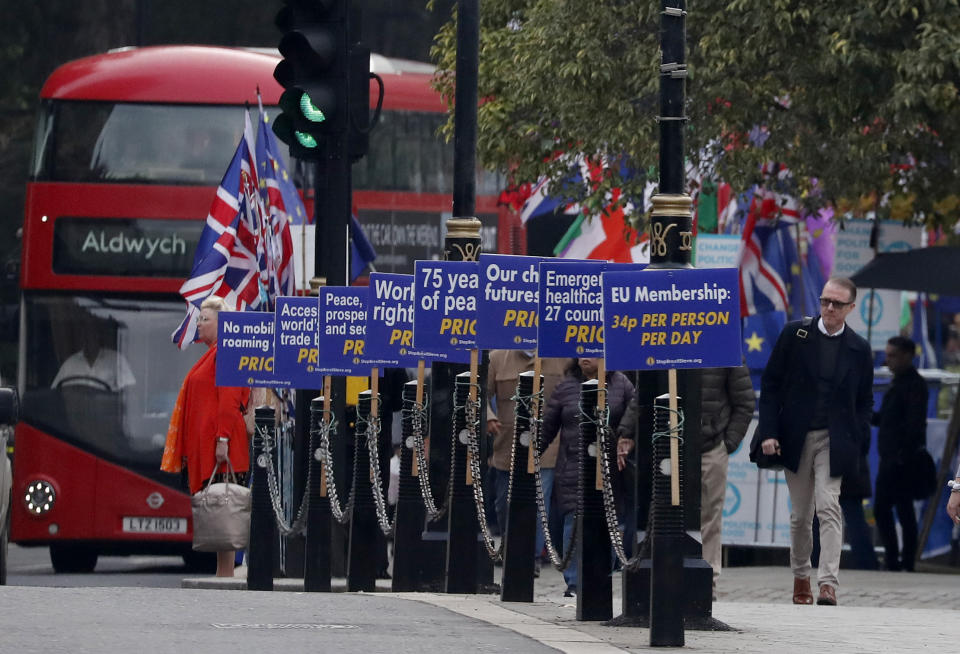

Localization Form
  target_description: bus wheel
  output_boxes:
[182,551,216,573]
[49,544,98,573]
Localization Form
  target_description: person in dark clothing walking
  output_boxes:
[540,357,635,597]
[752,277,873,606]
[873,335,928,571]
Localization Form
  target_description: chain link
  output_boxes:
[315,409,355,524]
[259,419,311,537]
[404,395,449,521]
[528,391,582,572]
[357,401,396,536]
[459,383,503,560]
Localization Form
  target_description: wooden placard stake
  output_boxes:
[466,348,479,485]
[596,358,606,491]
[668,368,680,506]
[321,375,331,497]
[370,368,379,484]
[527,356,542,474]
[413,360,425,477]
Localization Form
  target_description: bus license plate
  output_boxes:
[122,517,187,534]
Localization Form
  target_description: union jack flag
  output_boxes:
[171,110,268,349]
[256,101,297,301]
[738,194,789,317]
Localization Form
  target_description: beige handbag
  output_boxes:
[190,460,251,552]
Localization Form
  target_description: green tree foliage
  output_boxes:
[431,0,960,230]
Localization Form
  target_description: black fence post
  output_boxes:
[347,389,378,592]
[445,371,478,593]
[577,379,612,621]
[248,406,276,591]
[501,370,538,602]
[649,393,684,646]
[304,396,331,592]
[393,380,425,591]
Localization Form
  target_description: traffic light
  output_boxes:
[347,43,371,161]
[273,0,348,160]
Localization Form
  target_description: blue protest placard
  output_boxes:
[413,260,477,358]
[537,260,646,358]
[216,311,290,388]
[318,286,370,376]
[273,296,325,387]
[602,267,741,370]
[477,253,543,349]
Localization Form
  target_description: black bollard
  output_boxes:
[347,390,378,592]
[445,371,479,594]
[577,379,612,621]
[649,393,684,646]
[248,406,276,591]
[501,370,538,602]
[304,397,331,592]
[393,381,426,591]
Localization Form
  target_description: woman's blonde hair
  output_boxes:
[200,296,228,312]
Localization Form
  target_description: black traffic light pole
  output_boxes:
[274,0,374,591]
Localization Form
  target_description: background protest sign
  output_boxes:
[365,273,462,367]
[273,296,326,387]
[477,253,543,350]
[413,260,477,359]
[318,286,370,376]
[602,267,741,370]
[537,260,645,358]
[216,310,289,388]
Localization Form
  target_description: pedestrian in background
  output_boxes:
[162,296,250,578]
[486,350,566,574]
[540,357,634,597]
[873,336,928,571]
[616,364,754,600]
[753,277,873,606]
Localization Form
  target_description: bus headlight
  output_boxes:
[24,480,56,515]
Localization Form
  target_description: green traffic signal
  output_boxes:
[295,130,319,148]
[300,93,327,123]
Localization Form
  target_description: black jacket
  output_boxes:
[540,371,635,516]
[873,366,927,463]
[755,318,874,479]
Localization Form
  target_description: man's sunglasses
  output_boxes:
[819,297,853,309]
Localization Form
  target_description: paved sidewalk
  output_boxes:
[178,564,960,652]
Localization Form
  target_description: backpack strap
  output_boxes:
[796,316,813,340]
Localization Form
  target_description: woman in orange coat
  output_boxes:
[164,295,250,577]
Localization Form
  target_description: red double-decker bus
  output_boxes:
[13,45,509,572]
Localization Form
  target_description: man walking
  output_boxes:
[873,336,928,571]
[755,277,874,606]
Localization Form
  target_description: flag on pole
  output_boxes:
[349,215,377,281]
[738,195,789,317]
[171,110,266,349]
[554,190,646,263]
[256,100,297,301]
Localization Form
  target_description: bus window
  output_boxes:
[34,101,279,186]
[21,295,201,477]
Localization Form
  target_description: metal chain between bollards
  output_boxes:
[259,419,311,537]
[404,395,449,521]
[314,409,355,524]
[525,391,582,572]
[458,381,503,560]
[358,400,396,536]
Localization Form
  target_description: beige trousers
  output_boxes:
[783,428,843,589]
[700,439,728,589]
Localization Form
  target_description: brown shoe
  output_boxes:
[792,577,813,604]
[817,584,837,606]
